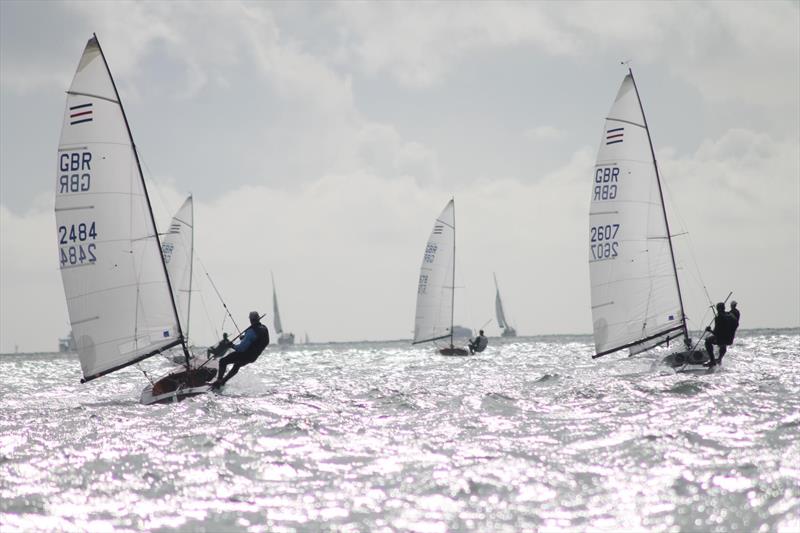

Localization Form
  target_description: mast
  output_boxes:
[450,197,456,348]
[93,34,192,369]
[627,68,690,349]
[493,272,503,330]
[186,194,194,342]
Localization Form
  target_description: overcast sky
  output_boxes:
[1,1,798,352]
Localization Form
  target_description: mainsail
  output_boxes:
[413,199,456,345]
[56,35,186,381]
[494,273,508,330]
[272,272,283,335]
[162,195,194,339]
[589,70,689,358]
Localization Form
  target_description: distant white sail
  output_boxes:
[413,200,456,344]
[55,36,183,381]
[494,273,507,330]
[272,272,283,335]
[162,195,193,339]
[589,73,686,357]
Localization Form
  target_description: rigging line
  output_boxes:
[196,277,220,341]
[195,253,241,336]
[136,364,155,386]
[658,162,712,307]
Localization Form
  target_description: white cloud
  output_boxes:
[525,126,567,142]
[4,125,796,353]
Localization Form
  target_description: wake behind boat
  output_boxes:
[56,35,216,404]
[588,69,707,368]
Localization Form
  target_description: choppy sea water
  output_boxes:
[1,329,798,532]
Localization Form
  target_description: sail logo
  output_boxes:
[162,242,174,263]
[432,224,444,235]
[69,103,93,125]
[424,242,438,263]
[606,127,624,145]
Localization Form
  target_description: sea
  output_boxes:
[1,329,798,532]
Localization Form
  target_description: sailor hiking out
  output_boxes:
[213,311,270,389]
[469,330,489,354]
[704,302,738,367]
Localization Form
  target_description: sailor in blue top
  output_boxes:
[212,311,270,389]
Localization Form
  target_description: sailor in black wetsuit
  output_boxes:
[730,301,741,333]
[704,302,737,367]
[212,311,270,389]
[469,330,489,354]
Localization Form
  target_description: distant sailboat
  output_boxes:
[272,272,295,346]
[494,273,517,337]
[412,199,469,356]
[56,35,215,404]
[589,69,705,365]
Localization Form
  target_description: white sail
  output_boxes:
[413,200,456,344]
[589,73,685,357]
[494,273,507,330]
[272,272,283,335]
[162,195,193,339]
[55,36,183,381]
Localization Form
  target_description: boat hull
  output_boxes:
[140,362,218,405]
[662,350,710,368]
[501,327,517,338]
[439,347,470,356]
[277,333,295,346]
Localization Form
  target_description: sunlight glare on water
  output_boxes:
[1,330,798,531]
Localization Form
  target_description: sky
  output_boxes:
[1,1,798,352]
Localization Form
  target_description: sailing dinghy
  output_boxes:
[56,35,216,404]
[272,272,295,345]
[413,199,469,356]
[494,273,517,337]
[589,69,706,367]
[162,195,194,340]
[162,195,205,365]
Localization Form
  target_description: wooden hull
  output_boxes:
[662,350,710,368]
[140,362,217,405]
[439,347,470,356]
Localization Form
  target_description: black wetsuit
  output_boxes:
[705,312,737,365]
[469,335,488,354]
[730,308,741,337]
[215,323,269,387]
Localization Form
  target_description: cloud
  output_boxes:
[524,126,567,142]
[4,124,796,353]
[329,1,799,115]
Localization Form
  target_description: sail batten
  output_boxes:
[588,71,686,358]
[56,35,184,380]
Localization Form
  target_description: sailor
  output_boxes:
[206,332,230,359]
[730,301,741,331]
[704,302,737,367]
[212,311,270,389]
[469,330,489,354]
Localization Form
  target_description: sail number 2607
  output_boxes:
[590,223,619,260]
[58,222,97,267]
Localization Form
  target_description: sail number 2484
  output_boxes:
[590,223,619,260]
[58,222,97,267]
